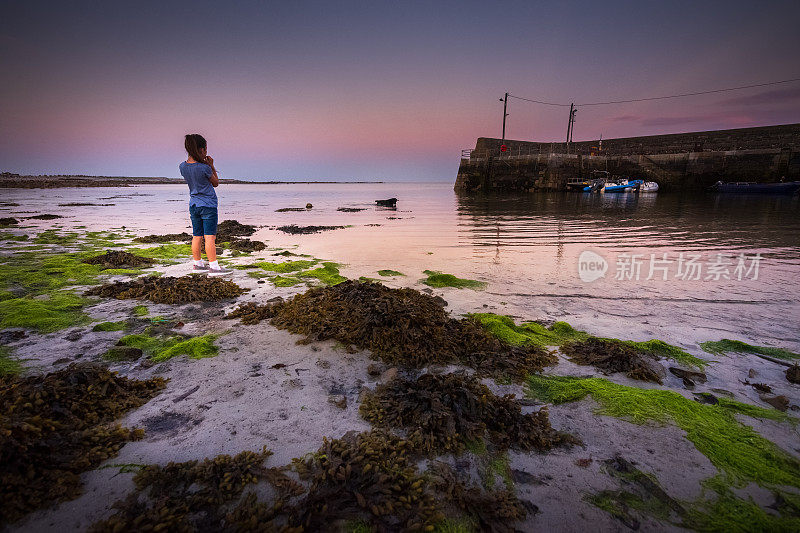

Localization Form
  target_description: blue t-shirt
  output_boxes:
[179,161,218,208]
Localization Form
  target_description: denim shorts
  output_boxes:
[189,205,218,236]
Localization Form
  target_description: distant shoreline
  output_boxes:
[0,173,385,189]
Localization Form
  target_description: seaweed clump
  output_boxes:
[226,238,266,252]
[360,373,576,455]
[561,337,666,383]
[216,219,256,240]
[290,430,442,531]
[112,332,221,362]
[83,250,154,268]
[0,363,166,525]
[700,339,799,360]
[226,280,555,380]
[86,274,247,304]
[92,428,530,532]
[133,232,192,243]
[277,224,347,234]
[0,217,19,226]
[474,313,707,368]
[421,270,487,290]
[88,448,295,533]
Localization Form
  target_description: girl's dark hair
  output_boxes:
[184,134,207,164]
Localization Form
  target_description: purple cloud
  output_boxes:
[720,86,800,106]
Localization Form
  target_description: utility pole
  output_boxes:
[570,107,577,143]
[500,92,509,144]
[565,103,576,153]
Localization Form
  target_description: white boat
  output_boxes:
[639,181,659,192]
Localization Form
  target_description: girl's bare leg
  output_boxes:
[204,235,217,262]
[192,236,202,261]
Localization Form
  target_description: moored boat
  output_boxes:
[602,179,633,193]
[710,181,800,194]
[639,181,659,192]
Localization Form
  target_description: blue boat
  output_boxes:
[602,179,636,193]
[710,181,800,194]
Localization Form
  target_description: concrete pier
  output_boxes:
[454,123,800,192]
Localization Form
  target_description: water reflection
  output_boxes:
[455,191,800,255]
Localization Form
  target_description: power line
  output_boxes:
[508,77,800,108]
[506,94,571,107]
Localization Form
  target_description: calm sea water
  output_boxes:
[3,182,799,350]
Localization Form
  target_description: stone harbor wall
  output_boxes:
[455,123,800,192]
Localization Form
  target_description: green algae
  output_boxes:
[700,339,799,360]
[100,268,145,276]
[0,251,103,296]
[619,339,707,368]
[127,243,193,261]
[0,233,28,242]
[92,321,127,332]
[81,231,129,249]
[587,490,671,525]
[345,519,373,533]
[473,313,707,368]
[113,333,221,362]
[0,346,23,376]
[525,375,800,489]
[270,275,305,287]
[687,478,800,532]
[235,259,318,273]
[358,276,380,283]
[298,262,347,285]
[378,269,404,277]
[32,230,80,245]
[422,270,486,290]
[471,314,587,347]
[434,518,475,533]
[132,305,149,316]
[0,293,91,332]
[483,453,513,491]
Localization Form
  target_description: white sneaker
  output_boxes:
[207,266,233,277]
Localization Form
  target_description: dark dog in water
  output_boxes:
[375,198,397,207]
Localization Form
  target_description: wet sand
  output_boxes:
[1,190,799,532]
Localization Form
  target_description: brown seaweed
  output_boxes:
[89,448,280,533]
[359,373,576,455]
[427,461,530,533]
[276,224,347,234]
[561,337,665,383]
[83,250,154,268]
[226,280,555,380]
[0,217,19,226]
[0,363,165,525]
[227,238,266,252]
[216,219,256,240]
[133,232,193,243]
[86,274,247,304]
[91,427,540,533]
[132,220,256,244]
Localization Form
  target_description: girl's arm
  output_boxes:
[206,156,220,187]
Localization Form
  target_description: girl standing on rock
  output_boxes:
[180,133,231,276]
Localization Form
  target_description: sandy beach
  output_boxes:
[1,186,799,533]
